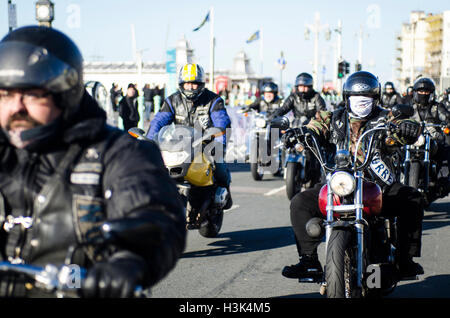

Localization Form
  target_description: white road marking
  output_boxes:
[224,204,240,213]
[264,185,286,196]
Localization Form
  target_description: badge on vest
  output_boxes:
[370,151,394,185]
[72,194,105,260]
[70,163,103,185]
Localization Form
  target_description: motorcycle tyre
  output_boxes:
[408,161,420,189]
[199,208,224,238]
[286,162,302,200]
[325,229,363,298]
[251,163,264,181]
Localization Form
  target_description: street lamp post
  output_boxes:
[305,12,329,90]
[410,21,417,85]
[35,0,54,27]
[334,19,343,95]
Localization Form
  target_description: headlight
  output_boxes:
[255,118,267,128]
[329,171,356,196]
[161,151,190,166]
[294,143,305,152]
[413,134,425,147]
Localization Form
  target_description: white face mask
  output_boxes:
[349,96,374,118]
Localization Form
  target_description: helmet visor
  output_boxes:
[0,41,79,93]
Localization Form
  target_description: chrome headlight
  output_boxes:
[329,171,356,196]
[294,143,305,152]
[255,118,267,128]
[161,151,190,166]
[413,134,425,147]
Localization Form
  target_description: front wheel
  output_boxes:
[251,162,264,181]
[325,229,362,298]
[286,162,302,200]
[408,161,421,189]
[199,208,224,238]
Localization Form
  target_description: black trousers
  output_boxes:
[289,182,424,260]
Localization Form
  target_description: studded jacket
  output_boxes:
[306,106,418,189]
[0,92,186,296]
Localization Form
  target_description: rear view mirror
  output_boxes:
[391,104,414,119]
[100,217,162,248]
[270,116,290,130]
[128,127,151,141]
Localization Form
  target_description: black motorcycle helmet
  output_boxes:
[262,82,278,95]
[295,72,314,99]
[295,72,313,87]
[413,77,435,106]
[0,26,84,120]
[406,86,414,95]
[384,81,395,95]
[342,71,381,104]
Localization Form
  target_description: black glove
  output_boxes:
[82,251,147,298]
[282,128,303,148]
[398,121,420,142]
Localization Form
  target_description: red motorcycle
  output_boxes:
[297,115,404,298]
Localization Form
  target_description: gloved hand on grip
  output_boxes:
[282,128,305,148]
[398,120,421,143]
[82,251,147,298]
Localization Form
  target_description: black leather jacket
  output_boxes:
[306,106,416,189]
[411,101,450,144]
[272,91,326,119]
[381,93,403,109]
[247,96,283,116]
[0,92,186,296]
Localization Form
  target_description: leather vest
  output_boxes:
[168,91,221,130]
[0,128,122,296]
[257,98,282,115]
[329,107,398,188]
[411,103,439,123]
[292,93,323,118]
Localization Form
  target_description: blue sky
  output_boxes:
[1,0,448,91]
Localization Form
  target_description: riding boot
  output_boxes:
[282,254,323,280]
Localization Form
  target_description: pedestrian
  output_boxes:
[143,83,155,122]
[110,83,121,112]
[119,83,140,131]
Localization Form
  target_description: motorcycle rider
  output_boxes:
[147,63,233,218]
[381,81,402,109]
[245,82,282,115]
[281,71,425,280]
[410,78,450,198]
[440,87,450,109]
[402,86,414,105]
[271,72,326,125]
[0,26,186,297]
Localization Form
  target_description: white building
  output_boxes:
[83,37,271,101]
[441,10,450,90]
[395,10,450,92]
[83,36,195,94]
[395,11,429,91]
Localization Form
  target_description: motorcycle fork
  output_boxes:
[354,171,365,288]
[424,135,431,192]
[404,145,411,185]
[324,172,365,288]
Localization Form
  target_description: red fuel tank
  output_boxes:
[318,181,382,218]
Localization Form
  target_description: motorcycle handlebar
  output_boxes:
[297,120,397,173]
[0,261,144,298]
